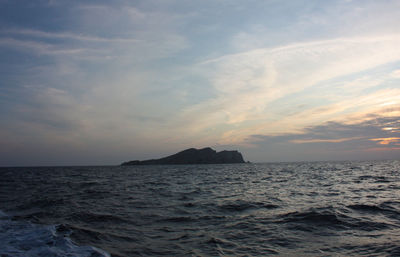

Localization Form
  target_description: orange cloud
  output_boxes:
[291,137,363,144]
[369,137,400,145]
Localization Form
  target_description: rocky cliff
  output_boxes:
[121,147,245,165]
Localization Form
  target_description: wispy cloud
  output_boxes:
[370,137,400,145]
[290,137,364,144]
[1,28,140,43]
[177,35,400,145]
[0,37,91,55]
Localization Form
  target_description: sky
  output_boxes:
[1,0,400,166]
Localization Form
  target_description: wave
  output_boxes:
[279,209,346,231]
[67,211,131,225]
[158,216,196,223]
[278,206,394,232]
[218,200,279,212]
[0,210,110,257]
[2,161,400,256]
[347,204,386,212]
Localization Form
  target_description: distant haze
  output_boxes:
[1,0,400,166]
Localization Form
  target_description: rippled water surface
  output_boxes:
[1,161,400,256]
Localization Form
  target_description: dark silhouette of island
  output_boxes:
[121,147,245,165]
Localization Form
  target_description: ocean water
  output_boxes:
[1,161,400,256]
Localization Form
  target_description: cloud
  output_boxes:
[259,116,400,144]
[242,115,400,161]
[290,137,363,144]
[391,69,400,78]
[0,37,91,55]
[0,1,188,62]
[2,0,400,165]
[176,35,400,146]
[2,28,140,43]
[73,3,189,58]
[370,137,400,145]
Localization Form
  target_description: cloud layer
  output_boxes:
[1,0,400,165]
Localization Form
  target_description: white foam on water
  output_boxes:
[0,210,110,257]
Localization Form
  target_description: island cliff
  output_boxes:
[121,147,245,165]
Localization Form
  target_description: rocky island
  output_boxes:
[121,147,245,165]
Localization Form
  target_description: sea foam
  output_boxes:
[0,210,110,257]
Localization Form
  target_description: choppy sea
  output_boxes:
[1,161,400,256]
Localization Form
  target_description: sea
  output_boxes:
[1,160,400,256]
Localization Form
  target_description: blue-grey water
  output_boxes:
[1,161,400,256]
